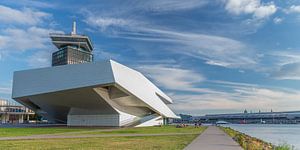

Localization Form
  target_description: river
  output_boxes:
[222,124,300,149]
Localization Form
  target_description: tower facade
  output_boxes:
[50,22,94,66]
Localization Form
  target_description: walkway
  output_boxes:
[184,126,243,150]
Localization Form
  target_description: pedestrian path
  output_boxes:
[184,126,243,150]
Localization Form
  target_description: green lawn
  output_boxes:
[0,126,207,150]
[0,135,198,150]
[73,125,207,135]
[0,127,93,137]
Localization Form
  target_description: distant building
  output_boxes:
[0,99,34,124]
[195,111,300,124]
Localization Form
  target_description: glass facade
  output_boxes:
[52,46,93,66]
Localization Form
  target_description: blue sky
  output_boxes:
[1,0,300,115]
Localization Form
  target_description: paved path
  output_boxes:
[184,126,243,150]
[0,133,197,141]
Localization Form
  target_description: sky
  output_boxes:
[1,0,300,115]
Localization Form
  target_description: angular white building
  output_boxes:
[12,22,178,127]
[12,60,179,126]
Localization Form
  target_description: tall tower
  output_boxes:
[50,22,93,66]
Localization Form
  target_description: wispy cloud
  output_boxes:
[0,5,60,52]
[0,27,61,51]
[135,0,209,12]
[0,5,62,68]
[0,0,55,8]
[27,50,52,68]
[272,62,300,80]
[169,81,300,115]
[131,28,257,68]
[273,17,283,24]
[86,14,258,69]
[0,87,11,95]
[0,5,50,25]
[136,64,232,96]
[210,80,258,88]
[137,64,206,92]
[85,16,133,31]
[268,51,300,80]
[136,64,300,115]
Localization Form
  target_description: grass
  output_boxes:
[220,126,294,150]
[220,126,273,150]
[0,126,207,150]
[72,125,207,135]
[275,143,295,150]
[0,127,93,137]
[0,135,198,150]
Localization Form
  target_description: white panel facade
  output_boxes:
[110,60,178,118]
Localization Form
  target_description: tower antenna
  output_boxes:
[71,21,76,35]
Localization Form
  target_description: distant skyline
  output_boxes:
[1,0,300,115]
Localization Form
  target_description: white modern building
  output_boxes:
[12,22,179,127]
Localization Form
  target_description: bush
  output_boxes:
[275,143,295,150]
[220,127,273,150]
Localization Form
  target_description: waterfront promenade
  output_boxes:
[184,126,243,150]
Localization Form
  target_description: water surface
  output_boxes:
[223,124,300,149]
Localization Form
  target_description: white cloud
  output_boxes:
[27,50,52,68]
[272,62,300,80]
[273,17,283,24]
[139,0,208,12]
[87,16,257,68]
[0,5,61,67]
[0,27,62,51]
[170,81,300,115]
[253,3,276,19]
[0,87,11,95]
[136,64,233,97]
[0,5,50,25]
[269,51,300,80]
[81,0,208,14]
[210,80,257,87]
[286,5,300,14]
[224,0,277,19]
[128,28,257,68]
[85,6,258,69]
[85,17,132,31]
[137,65,206,92]
[1,0,55,8]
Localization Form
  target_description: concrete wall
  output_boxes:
[67,114,119,126]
